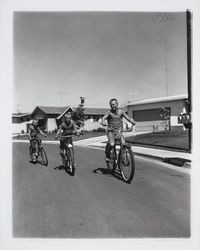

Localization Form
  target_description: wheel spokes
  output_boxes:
[121,150,132,180]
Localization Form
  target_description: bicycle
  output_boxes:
[105,125,135,183]
[56,135,76,176]
[29,137,48,166]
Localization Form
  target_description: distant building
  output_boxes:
[83,108,109,131]
[12,105,130,134]
[30,106,109,132]
[12,113,30,134]
[127,95,188,132]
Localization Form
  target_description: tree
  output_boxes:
[72,97,86,127]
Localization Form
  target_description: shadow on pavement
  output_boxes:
[92,167,111,175]
[92,167,123,181]
[54,165,65,170]
[29,160,47,167]
[54,165,75,176]
[92,167,131,183]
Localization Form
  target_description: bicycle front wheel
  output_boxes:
[67,147,75,176]
[40,147,48,166]
[119,146,135,183]
[29,145,34,161]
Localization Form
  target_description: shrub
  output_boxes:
[93,127,106,132]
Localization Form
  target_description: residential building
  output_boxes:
[12,113,30,134]
[127,95,188,132]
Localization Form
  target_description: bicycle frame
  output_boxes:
[30,138,41,154]
[57,135,75,175]
[105,125,135,183]
[29,137,48,166]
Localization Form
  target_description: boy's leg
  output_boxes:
[59,139,65,156]
[30,138,37,162]
[105,131,115,161]
[30,138,36,153]
[121,134,126,146]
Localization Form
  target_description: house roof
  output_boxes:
[31,106,128,117]
[30,106,73,117]
[127,94,188,106]
[12,113,30,118]
[36,106,69,114]
[57,107,75,120]
[84,108,109,115]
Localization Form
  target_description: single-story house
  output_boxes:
[30,105,111,132]
[12,105,131,134]
[30,106,74,132]
[12,113,31,134]
[127,94,188,132]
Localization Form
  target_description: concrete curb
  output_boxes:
[87,144,191,168]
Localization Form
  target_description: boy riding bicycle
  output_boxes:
[28,119,47,162]
[101,98,136,162]
[55,113,80,165]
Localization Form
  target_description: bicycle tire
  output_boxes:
[29,145,34,161]
[67,147,75,176]
[106,147,117,172]
[40,147,48,166]
[61,149,66,168]
[119,146,135,183]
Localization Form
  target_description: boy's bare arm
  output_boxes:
[55,128,61,138]
[122,111,136,125]
[28,129,31,140]
[101,113,109,126]
[38,127,46,137]
[72,121,79,135]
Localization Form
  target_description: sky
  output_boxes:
[13,11,188,112]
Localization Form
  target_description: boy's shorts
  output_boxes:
[59,137,73,150]
[107,130,125,145]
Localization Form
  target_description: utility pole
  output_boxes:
[186,10,192,152]
[57,91,68,107]
[16,104,21,113]
[160,14,169,97]
[128,92,138,104]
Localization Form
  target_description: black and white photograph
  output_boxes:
[0,0,200,250]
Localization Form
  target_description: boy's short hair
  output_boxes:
[32,119,38,125]
[109,98,118,104]
[65,112,72,119]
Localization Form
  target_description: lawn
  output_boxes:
[126,130,190,152]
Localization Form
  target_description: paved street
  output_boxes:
[13,142,190,238]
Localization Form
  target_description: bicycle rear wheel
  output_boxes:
[62,150,67,168]
[40,147,48,166]
[119,146,135,183]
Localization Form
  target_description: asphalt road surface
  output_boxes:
[12,142,190,238]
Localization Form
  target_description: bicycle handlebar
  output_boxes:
[55,134,77,139]
[101,123,135,133]
[123,124,135,132]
